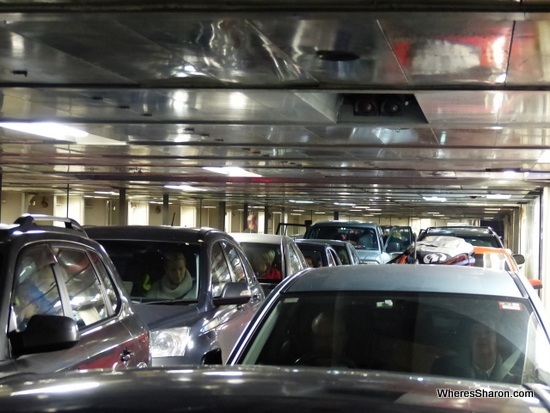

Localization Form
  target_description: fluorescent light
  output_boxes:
[334,202,356,206]
[164,184,206,191]
[1,122,88,139]
[486,194,511,199]
[423,196,447,202]
[289,200,314,204]
[203,167,261,177]
[94,191,119,196]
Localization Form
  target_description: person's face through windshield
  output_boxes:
[164,254,187,286]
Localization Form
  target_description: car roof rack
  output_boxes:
[13,214,87,236]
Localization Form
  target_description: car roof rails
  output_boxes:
[13,214,87,236]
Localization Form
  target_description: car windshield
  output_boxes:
[307,227,379,251]
[96,240,200,303]
[238,292,550,386]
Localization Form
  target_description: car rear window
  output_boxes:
[238,292,550,386]
[306,226,379,251]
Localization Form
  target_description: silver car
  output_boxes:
[230,233,308,294]
[304,220,390,264]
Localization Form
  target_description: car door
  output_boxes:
[6,243,147,374]
[210,240,264,362]
[58,247,149,370]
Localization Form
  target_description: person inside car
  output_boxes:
[294,311,354,368]
[252,250,282,280]
[145,252,194,299]
[304,253,321,268]
[431,317,522,383]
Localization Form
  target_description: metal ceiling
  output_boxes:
[1,1,550,220]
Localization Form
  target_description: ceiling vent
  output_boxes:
[337,94,428,125]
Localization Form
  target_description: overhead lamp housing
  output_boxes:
[338,93,428,125]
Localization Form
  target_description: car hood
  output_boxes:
[0,365,545,413]
[133,302,201,331]
[355,249,382,263]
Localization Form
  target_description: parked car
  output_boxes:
[230,233,308,294]
[86,225,265,366]
[298,238,360,265]
[225,264,550,388]
[303,220,390,264]
[0,214,150,376]
[0,365,548,413]
[294,239,342,267]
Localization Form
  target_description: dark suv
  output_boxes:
[86,225,265,366]
[0,214,150,376]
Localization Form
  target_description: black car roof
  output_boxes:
[281,265,522,297]
[0,365,543,413]
[0,214,93,243]
[85,225,224,243]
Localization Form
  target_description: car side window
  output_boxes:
[89,251,120,313]
[55,248,109,329]
[221,241,247,282]
[328,249,339,266]
[211,242,232,297]
[287,243,305,275]
[10,245,64,332]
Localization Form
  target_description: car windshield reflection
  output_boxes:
[238,292,550,386]
[97,241,200,303]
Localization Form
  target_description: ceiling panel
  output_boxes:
[0,2,548,220]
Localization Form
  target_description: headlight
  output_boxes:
[150,327,191,358]
[361,260,380,265]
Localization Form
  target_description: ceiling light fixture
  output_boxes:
[486,194,511,199]
[94,191,119,196]
[203,166,261,177]
[289,200,315,204]
[164,184,206,191]
[1,122,88,139]
[423,196,447,202]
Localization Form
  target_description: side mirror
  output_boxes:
[530,279,543,290]
[9,314,80,357]
[513,254,526,266]
[213,282,252,306]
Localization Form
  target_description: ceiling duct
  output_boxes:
[337,93,428,125]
